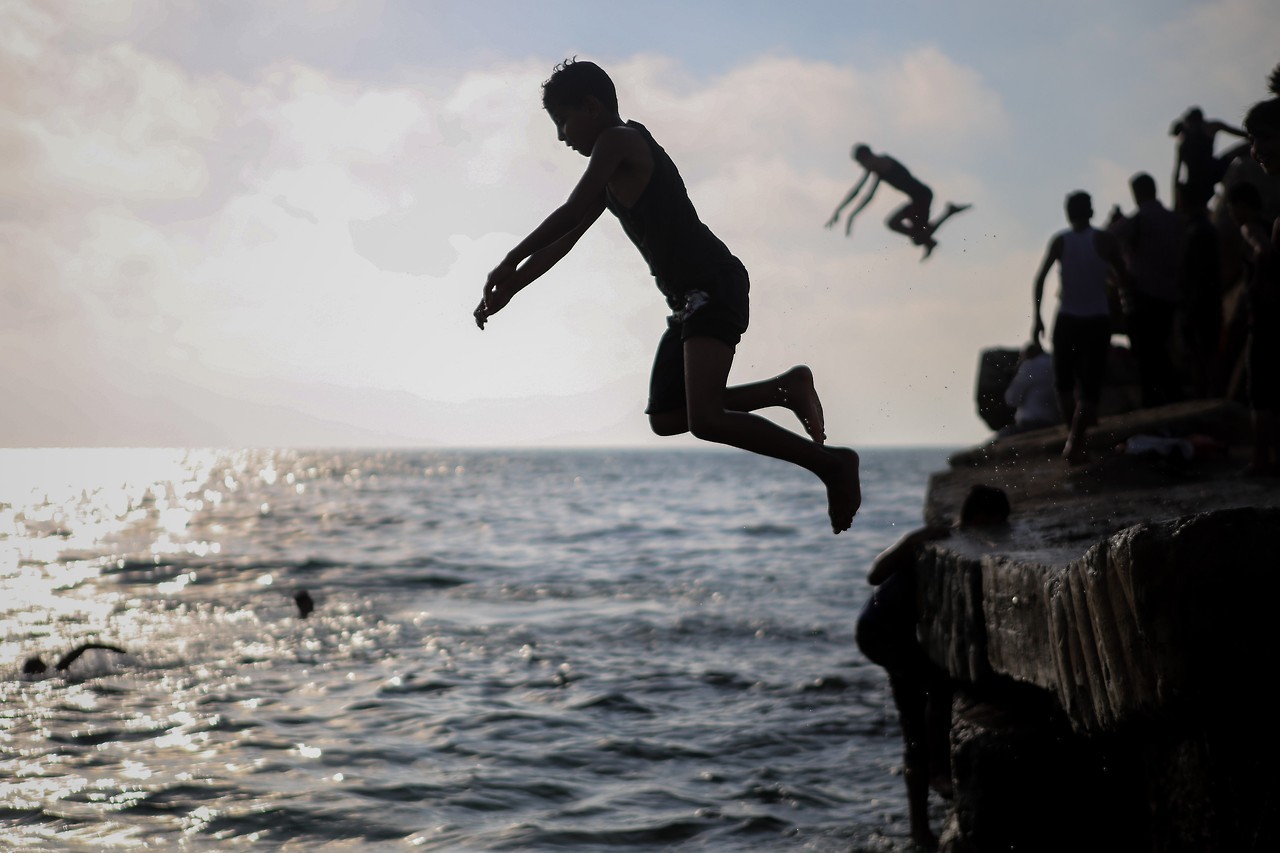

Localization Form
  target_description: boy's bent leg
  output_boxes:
[888,671,939,848]
[886,202,919,239]
[649,366,826,442]
[682,336,860,532]
[722,366,827,444]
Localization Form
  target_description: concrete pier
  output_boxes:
[914,399,1280,852]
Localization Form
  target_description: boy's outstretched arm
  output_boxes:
[475,126,641,328]
[843,174,879,236]
[475,199,605,328]
[1208,119,1247,138]
[826,170,870,229]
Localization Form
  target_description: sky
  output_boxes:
[1,0,1277,449]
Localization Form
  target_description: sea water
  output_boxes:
[0,446,957,851]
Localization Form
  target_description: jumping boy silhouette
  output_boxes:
[826,144,970,260]
[474,59,861,533]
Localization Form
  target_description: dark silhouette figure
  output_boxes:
[1108,172,1184,408]
[1032,191,1129,465]
[294,589,315,618]
[826,144,970,260]
[1171,107,1250,213]
[999,341,1061,437]
[473,58,861,533]
[1224,181,1280,476]
[22,642,127,675]
[1243,63,1280,177]
[1178,208,1224,398]
[856,485,1011,849]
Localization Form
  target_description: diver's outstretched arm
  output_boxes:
[55,642,127,671]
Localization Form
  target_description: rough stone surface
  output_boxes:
[916,399,1280,851]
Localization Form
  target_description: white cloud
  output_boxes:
[9,1,1272,448]
[0,5,1025,447]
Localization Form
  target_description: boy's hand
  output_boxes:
[475,261,518,329]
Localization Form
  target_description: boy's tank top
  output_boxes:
[1057,227,1112,318]
[605,121,741,306]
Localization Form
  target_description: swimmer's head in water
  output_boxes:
[959,485,1010,527]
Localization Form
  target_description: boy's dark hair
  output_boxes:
[1065,191,1092,223]
[1244,97,1280,140]
[1130,172,1157,201]
[1226,180,1263,210]
[541,58,618,113]
[1243,62,1280,140]
[960,485,1010,526]
[853,143,872,160]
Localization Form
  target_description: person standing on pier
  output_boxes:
[1031,191,1129,465]
[1107,172,1184,409]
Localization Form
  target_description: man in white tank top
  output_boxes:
[1031,191,1129,465]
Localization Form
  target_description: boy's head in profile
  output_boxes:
[1244,97,1280,176]
[540,59,622,157]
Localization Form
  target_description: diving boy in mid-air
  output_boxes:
[474,59,861,533]
[826,144,969,260]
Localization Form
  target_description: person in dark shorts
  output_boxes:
[1031,191,1128,465]
[826,144,970,260]
[1106,172,1184,408]
[857,485,1011,848]
[475,59,861,533]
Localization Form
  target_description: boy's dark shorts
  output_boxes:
[902,188,933,223]
[645,262,750,415]
[1052,312,1112,402]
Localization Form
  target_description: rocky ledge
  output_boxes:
[915,398,1280,852]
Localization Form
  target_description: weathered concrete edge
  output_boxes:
[916,505,1280,734]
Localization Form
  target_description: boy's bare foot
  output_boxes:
[823,447,861,533]
[1063,440,1090,466]
[946,202,971,216]
[781,365,826,444]
[921,238,937,260]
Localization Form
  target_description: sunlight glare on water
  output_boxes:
[1,446,953,851]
